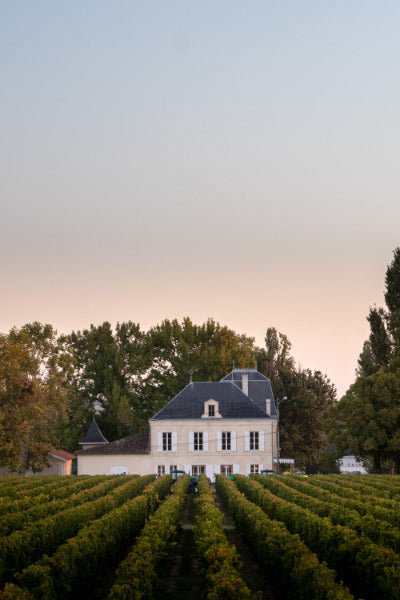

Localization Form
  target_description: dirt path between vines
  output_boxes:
[156,487,276,600]
[155,491,202,599]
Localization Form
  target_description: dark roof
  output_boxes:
[77,430,150,455]
[151,381,270,420]
[221,369,276,416]
[79,419,109,445]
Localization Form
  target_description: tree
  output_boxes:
[277,368,336,465]
[329,358,400,473]
[141,318,257,417]
[357,247,400,375]
[256,327,336,465]
[0,323,69,472]
[61,321,146,443]
[385,247,400,348]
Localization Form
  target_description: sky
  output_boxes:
[1,2,400,398]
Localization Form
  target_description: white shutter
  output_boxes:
[214,464,220,474]
[260,464,264,472]
[246,464,250,475]
[231,431,236,451]
[233,464,240,474]
[184,465,190,474]
[189,432,194,452]
[245,432,250,451]
[157,432,162,452]
[217,431,222,451]
[259,431,264,451]
[172,432,177,452]
[203,431,208,451]
[206,464,213,480]
[154,464,158,474]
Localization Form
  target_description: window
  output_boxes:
[169,465,177,473]
[157,465,165,476]
[163,432,172,451]
[250,431,259,451]
[194,432,203,451]
[250,464,259,474]
[208,404,215,417]
[221,465,233,476]
[192,465,205,476]
[222,432,231,450]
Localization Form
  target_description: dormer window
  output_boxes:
[202,399,221,419]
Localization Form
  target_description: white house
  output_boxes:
[77,368,278,482]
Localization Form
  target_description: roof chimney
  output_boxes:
[242,373,249,396]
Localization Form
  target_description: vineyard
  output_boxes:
[1,474,400,599]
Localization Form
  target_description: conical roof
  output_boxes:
[79,418,108,445]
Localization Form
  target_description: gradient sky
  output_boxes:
[2,2,400,398]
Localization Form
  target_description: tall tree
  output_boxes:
[0,323,69,472]
[329,358,400,473]
[385,247,400,348]
[141,318,257,417]
[61,321,146,443]
[256,327,336,465]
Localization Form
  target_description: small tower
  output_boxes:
[79,418,108,451]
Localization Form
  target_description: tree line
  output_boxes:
[329,247,400,473]
[0,317,336,473]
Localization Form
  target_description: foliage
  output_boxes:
[141,317,257,418]
[256,327,336,463]
[216,475,354,600]
[329,357,400,473]
[194,474,256,600]
[0,323,71,472]
[60,321,147,443]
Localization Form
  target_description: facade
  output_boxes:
[77,369,277,482]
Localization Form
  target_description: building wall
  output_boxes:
[150,417,276,481]
[78,418,277,481]
[0,457,73,476]
[77,454,154,476]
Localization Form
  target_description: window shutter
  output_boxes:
[233,464,240,474]
[189,432,194,452]
[217,431,222,451]
[203,431,208,451]
[157,432,162,452]
[231,431,236,451]
[172,432,177,452]
[245,431,250,451]
[214,464,220,475]
[206,464,214,481]
[246,464,250,475]
[259,431,264,451]
[260,463,264,472]
[184,465,190,474]
[154,465,158,474]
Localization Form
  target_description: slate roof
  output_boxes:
[77,430,150,456]
[221,369,276,416]
[151,381,270,420]
[79,419,109,445]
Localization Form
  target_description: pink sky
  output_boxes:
[1,2,399,398]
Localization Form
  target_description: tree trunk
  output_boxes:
[373,454,382,474]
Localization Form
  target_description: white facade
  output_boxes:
[150,417,276,482]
